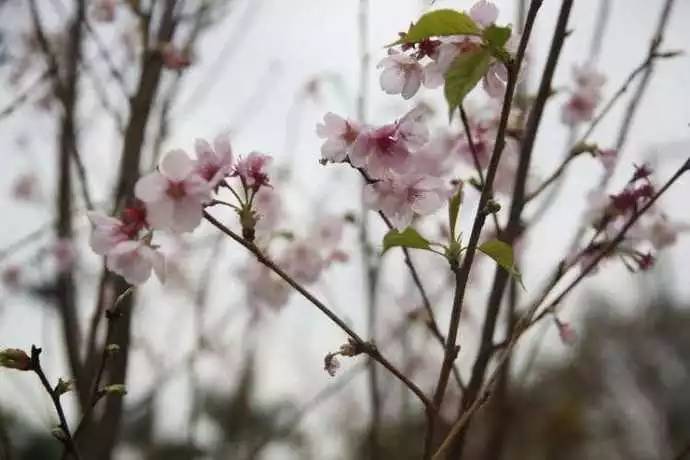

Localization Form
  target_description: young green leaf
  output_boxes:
[478,239,525,288]
[391,9,480,46]
[444,48,492,118]
[382,227,432,254]
[482,24,512,50]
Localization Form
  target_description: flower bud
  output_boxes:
[55,378,74,396]
[0,348,31,371]
[104,384,127,396]
[51,427,68,441]
[105,344,120,356]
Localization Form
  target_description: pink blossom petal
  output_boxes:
[470,0,499,28]
[145,198,175,230]
[380,67,406,95]
[135,173,168,202]
[171,196,204,233]
[160,149,194,181]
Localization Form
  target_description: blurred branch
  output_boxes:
[353,0,383,456]
[434,157,690,460]
[0,414,12,460]
[27,0,89,406]
[0,69,50,120]
[82,2,180,456]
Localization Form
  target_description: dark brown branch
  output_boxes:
[30,346,82,460]
[450,3,573,457]
[459,106,501,233]
[433,157,690,459]
[430,0,542,421]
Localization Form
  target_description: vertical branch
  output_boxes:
[423,3,543,456]
[356,0,382,457]
[451,1,573,457]
[610,0,675,163]
[80,2,179,458]
[27,0,89,407]
[0,414,12,460]
[430,0,542,418]
[30,346,82,460]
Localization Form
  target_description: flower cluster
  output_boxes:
[561,63,606,126]
[318,108,451,228]
[244,215,349,311]
[378,0,510,101]
[88,135,274,285]
[579,164,688,273]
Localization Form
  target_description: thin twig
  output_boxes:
[29,346,82,460]
[0,69,51,120]
[203,210,436,412]
[459,106,501,233]
[430,0,542,422]
[449,3,574,457]
[433,157,690,460]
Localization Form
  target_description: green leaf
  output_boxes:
[482,24,512,49]
[478,239,525,288]
[391,9,480,46]
[448,187,464,241]
[382,227,432,254]
[444,47,492,118]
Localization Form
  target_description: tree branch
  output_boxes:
[203,210,436,413]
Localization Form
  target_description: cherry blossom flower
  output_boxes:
[598,148,618,172]
[350,108,429,179]
[470,0,499,28]
[52,238,76,273]
[573,63,606,91]
[87,212,133,255]
[555,319,577,346]
[135,149,211,233]
[561,64,606,126]
[194,135,234,187]
[12,173,41,202]
[410,133,456,177]
[92,0,116,22]
[245,262,290,310]
[646,217,690,250]
[160,43,191,70]
[365,173,450,229]
[253,187,282,235]
[281,240,324,284]
[423,37,480,89]
[483,61,509,99]
[106,240,165,285]
[378,51,424,99]
[2,266,21,289]
[325,249,349,265]
[316,113,360,163]
[561,91,599,125]
[311,216,344,248]
[234,152,272,190]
